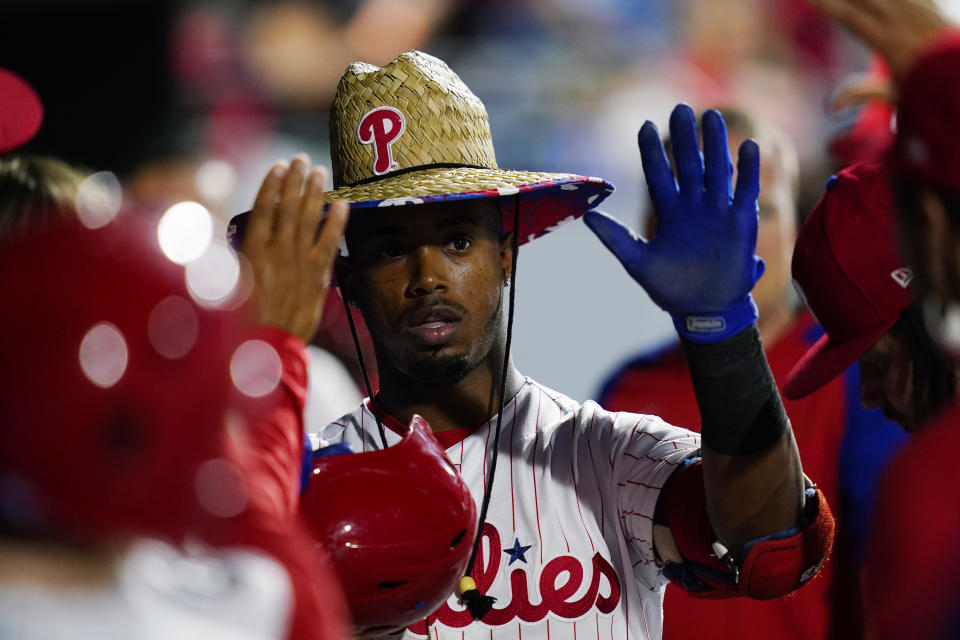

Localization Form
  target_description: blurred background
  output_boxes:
[3,0,941,402]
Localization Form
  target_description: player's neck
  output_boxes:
[376,356,524,433]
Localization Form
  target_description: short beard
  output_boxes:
[397,292,504,387]
[407,352,476,387]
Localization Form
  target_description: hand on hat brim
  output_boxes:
[242,157,350,343]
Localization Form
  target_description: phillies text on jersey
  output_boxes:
[317,377,700,640]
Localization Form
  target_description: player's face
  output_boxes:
[858,331,918,430]
[341,199,511,385]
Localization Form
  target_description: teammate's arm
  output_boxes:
[234,157,350,517]
[586,105,831,598]
[806,0,950,79]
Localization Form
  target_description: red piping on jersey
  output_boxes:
[533,388,543,563]
[509,396,517,532]
[570,409,596,552]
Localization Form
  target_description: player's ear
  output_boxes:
[335,255,360,308]
[499,231,514,283]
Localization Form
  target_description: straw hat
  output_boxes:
[324,50,614,244]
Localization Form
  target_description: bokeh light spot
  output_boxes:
[195,159,237,202]
[230,340,282,398]
[79,322,129,388]
[195,458,248,518]
[147,296,199,359]
[158,201,213,265]
[185,242,241,306]
[75,171,123,229]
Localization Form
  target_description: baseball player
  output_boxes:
[787,2,960,637]
[865,13,960,638]
[777,160,960,639]
[804,2,960,638]
[282,51,834,639]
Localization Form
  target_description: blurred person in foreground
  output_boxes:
[597,109,906,639]
[789,0,960,637]
[781,162,957,637]
[0,154,352,639]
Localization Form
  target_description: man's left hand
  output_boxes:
[585,104,764,344]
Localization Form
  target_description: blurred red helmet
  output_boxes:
[299,415,477,637]
[0,68,43,153]
[0,214,249,542]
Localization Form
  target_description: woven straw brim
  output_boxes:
[323,166,614,245]
[227,167,614,254]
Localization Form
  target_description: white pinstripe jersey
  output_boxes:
[318,377,700,640]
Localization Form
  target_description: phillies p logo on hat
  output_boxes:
[357,106,406,176]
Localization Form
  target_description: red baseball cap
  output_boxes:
[784,163,914,399]
[0,68,43,153]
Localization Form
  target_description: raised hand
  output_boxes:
[584,104,763,344]
[241,155,350,343]
[807,0,950,78]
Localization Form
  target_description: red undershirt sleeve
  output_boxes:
[230,327,311,520]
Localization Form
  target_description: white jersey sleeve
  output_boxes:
[571,402,700,582]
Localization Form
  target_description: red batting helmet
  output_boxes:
[299,415,477,637]
[0,214,246,542]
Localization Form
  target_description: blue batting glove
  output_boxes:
[584,104,764,344]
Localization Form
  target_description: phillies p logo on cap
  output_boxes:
[357,107,406,176]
